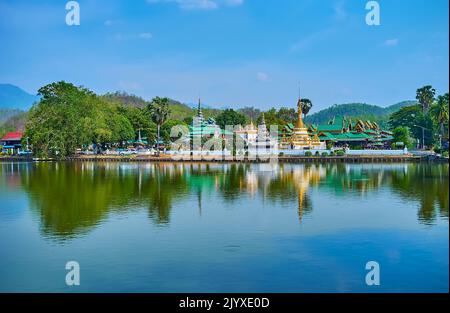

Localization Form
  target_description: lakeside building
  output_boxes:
[281,116,394,149]
[247,113,278,154]
[189,99,229,140]
[1,131,23,155]
[235,119,258,144]
[280,98,325,150]
[312,117,394,149]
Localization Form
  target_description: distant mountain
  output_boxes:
[0,84,40,110]
[305,101,417,128]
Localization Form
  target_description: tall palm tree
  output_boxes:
[430,93,449,147]
[416,85,436,113]
[147,97,171,156]
[300,99,313,119]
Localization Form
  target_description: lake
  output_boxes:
[0,161,448,292]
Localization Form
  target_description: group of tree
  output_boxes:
[389,85,448,150]
[25,82,134,158]
[25,82,176,158]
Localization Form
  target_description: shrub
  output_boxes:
[305,151,313,157]
[336,150,345,156]
[329,151,335,156]
[314,151,320,156]
[321,152,328,157]
[279,152,284,157]
[442,151,449,158]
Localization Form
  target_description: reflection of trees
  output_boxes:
[21,163,125,238]
[20,163,190,238]
[217,164,249,201]
[15,161,449,239]
[146,164,189,225]
[320,164,386,195]
[390,164,449,224]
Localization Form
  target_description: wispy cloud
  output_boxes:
[290,28,336,53]
[224,0,244,6]
[147,0,244,10]
[383,38,399,47]
[104,20,124,27]
[256,72,269,82]
[114,32,153,41]
[333,1,347,21]
[139,32,153,40]
[118,81,142,91]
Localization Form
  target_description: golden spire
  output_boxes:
[296,98,305,129]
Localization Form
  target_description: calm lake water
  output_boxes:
[0,161,448,292]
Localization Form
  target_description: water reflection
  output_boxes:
[0,162,448,239]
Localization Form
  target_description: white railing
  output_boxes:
[345,149,408,156]
[278,149,332,156]
[166,150,232,156]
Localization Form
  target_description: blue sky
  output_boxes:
[0,0,448,112]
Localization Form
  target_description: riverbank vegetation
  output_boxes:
[1,81,448,158]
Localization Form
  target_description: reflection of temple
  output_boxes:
[291,165,324,222]
[281,98,325,150]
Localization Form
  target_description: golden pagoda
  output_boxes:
[291,98,314,149]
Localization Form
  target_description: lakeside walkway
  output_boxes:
[1,154,446,163]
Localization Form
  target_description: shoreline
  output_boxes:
[1,155,447,163]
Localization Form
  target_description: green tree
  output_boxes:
[392,126,413,148]
[24,81,137,158]
[430,93,449,147]
[416,85,436,113]
[238,107,261,121]
[300,98,313,118]
[118,105,155,141]
[276,107,297,124]
[161,119,188,143]
[25,81,98,158]
[388,104,434,148]
[215,109,246,128]
[257,108,285,128]
[147,97,171,154]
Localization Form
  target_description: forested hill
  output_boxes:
[102,91,221,121]
[305,101,417,127]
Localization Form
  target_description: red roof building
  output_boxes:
[1,131,23,142]
[1,131,24,154]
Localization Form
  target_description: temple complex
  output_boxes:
[311,116,394,149]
